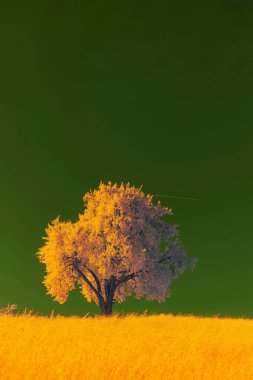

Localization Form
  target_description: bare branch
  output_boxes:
[115,272,136,289]
[83,263,102,294]
[66,252,102,294]
[115,268,149,289]
[155,255,173,264]
[73,260,102,301]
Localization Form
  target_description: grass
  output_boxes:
[0,305,253,379]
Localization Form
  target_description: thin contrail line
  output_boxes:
[153,194,200,201]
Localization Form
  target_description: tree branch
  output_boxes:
[69,251,102,295]
[115,268,147,289]
[72,260,102,301]
[115,272,136,289]
[83,263,102,294]
[155,255,173,264]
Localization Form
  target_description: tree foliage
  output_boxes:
[36,181,198,314]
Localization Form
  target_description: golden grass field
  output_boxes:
[1,310,253,380]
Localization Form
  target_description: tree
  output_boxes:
[36,181,198,316]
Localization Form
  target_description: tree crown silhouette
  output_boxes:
[36,181,197,315]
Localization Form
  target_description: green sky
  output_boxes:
[1,0,252,318]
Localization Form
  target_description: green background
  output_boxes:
[1,0,252,318]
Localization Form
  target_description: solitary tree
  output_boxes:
[36,181,198,316]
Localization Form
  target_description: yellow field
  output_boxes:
[0,312,253,380]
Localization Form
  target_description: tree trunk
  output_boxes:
[98,297,113,315]
[100,277,116,316]
[102,300,113,315]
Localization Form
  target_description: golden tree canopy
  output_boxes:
[36,181,197,308]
